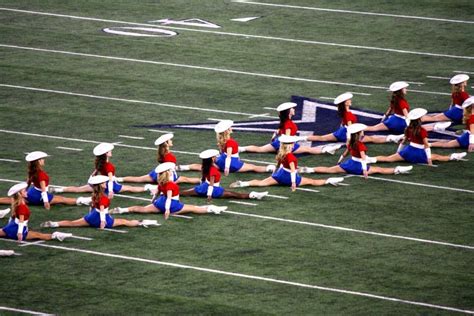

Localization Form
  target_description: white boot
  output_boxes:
[52,232,72,241]
[139,219,160,228]
[299,167,314,174]
[386,134,404,143]
[433,121,452,132]
[177,165,190,171]
[230,181,249,188]
[76,197,92,206]
[207,205,227,214]
[266,165,276,172]
[0,208,11,219]
[249,191,268,200]
[110,207,129,214]
[325,177,344,186]
[41,221,59,228]
[321,144,342,155]
[144,184,158,192]
[238,146,247,153]
[394,166,413,174]
[0,250,15,256]
[449,152,467,161]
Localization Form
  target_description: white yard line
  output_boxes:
[0,239,472,314]
[453,70,474,75]
[56,146,83,151]
[70,235,93,241]
[266,194,289,199]
[102,228,128,234]
[19,240,45,247]
[148,129,174,134]
[0,306,54,316]
[229,200,258,206]
[426,76,451,80]
[0,158,20,163]
[0,52,451,96]
[295,188,320,193]
[319,96,335,100]
[0,84,270,118]
[232,0,474,24]
[0,178,471,250]
[171,214,193,219]
[405,81,425,85]
[118,135,145,140]
[349,92,371,96]
[0,8,472,60]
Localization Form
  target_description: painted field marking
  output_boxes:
[0,158,20,163]
[266,194,289,199]
[0,239,472,314]
[103,228,128,234]
[349,92,371,96]
[70,235,93,241]
[56,146,83,151]
[319,96,335,100]
[295,187,320,193]
[232,0,474,24]
[0,178,472,250]
[0,8,473,61]
[0,52,451,97]
[0,84,271,118]
[229,200,258,206]
[19,240,45,247]
[453,70,474,75]
[426,76,451,80]
[406,81,425,85]
[0,306,54,316]
[148,129,173,134]
[171,214,193,219]
[118,135,145,140]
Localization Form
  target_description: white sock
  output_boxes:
[50,221,59,228]
[76,197,92,205]
[118,207,130,214]
[54,187,64,193]
[240,181,250,187]
[116,177,124,182]
[266,165,276,172]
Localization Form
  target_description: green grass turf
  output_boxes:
[0,1,473,314]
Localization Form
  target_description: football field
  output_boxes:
[0,1,473,314]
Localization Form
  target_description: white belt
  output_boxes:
[351,157,363,162]
[393,114,405,119]
[453,104,462,109]
[205,180,220,187]
[410,142,424,149]
[14,218,28,225]
[172,195,180,201]
[94,207,109,214]
[221,153,239,158]
[33,186,48,191]
[282,167,293,173]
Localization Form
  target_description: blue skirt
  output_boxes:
[271,168,302,186]
[399,145,428,164]
[153,196,184,213]
[340,158,370,175]
[332,126,348,142]
[456,132,470,149]
[270,139,301,152]
[2,221,28,240]
[443,106,463,124]
[383,115,407,134]
[104,181,123,194]
[148,168,179,183]
[215,154,244,172]
[83,209,115,228]
[194,182,225,198]
[26,187,54,205]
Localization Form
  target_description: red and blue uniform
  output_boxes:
[456,114,474,148]
[83,195,115,228]
[270,120,301,151]
[153,181,184,213]
[194,166,225,198]
[444,91,470,123]
[99,162,123,194]
[333,111,358,142]
[149,152,179,182]
[216,138,244,172]
[2,203,30,240]
[26,170,54,205]
[271,153,302,186]
[399,127,429,163]
[383,98,410,134]
[339,141,371,175]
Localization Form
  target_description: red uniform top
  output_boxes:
[452,91,469,106]
[392,99,410,115]
[32,170,49,188]
[93,195,110,210]
[159,181,180,197]
[280,153,298,169]
[278,119,298,136]
[160,152,177,164]
[349,142,367,158]
[205,166,221,183]
[467,114,474,130]
[15,203,31,221]
[99,162,116,176]
[222,138,239,154]
[406,127,428,145]
[342,111,357,126]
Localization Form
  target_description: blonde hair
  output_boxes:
[275,143,293,167]
[216,130,231,152]
[91,184,104,208]
[158,170,170,186]
[11,192,22,218]
[157,142,170,163]
[463,106,472,125]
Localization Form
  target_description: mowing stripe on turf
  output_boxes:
[232,1,474,24]
[0,84,272,118]
[0,179,471,250]
[0,306,54,316]
[0,55,451,97]
[0,239,472,314]
[0,8,472,60]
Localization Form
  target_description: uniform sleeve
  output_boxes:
[461,91,470,102]
[346,112,357,124]
[420,128,428,139]
[286,153,298,167]
[38,171,49,183]
[358,142,368,153]
[100,196,110,209]
[104,163,115,175]
[17,204,30,217]
[226,139,239,154]
[399,99,410,110]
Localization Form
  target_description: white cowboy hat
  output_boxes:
[8,182,28,196]
[214,120,234,133]
[407,108,428,121]
[389,81,409,92]
[154,133,174,146]
[88,175,110,185]
[155,162,176,174]
[334,92,353,105]
[93,143,114,156]
[276,102,297,112]
[450,74,469,85]
[278,135,301,143]
[347,123,367,134]
[25,151,49,162]
[199,149,220,159]
[462,96,474,108]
